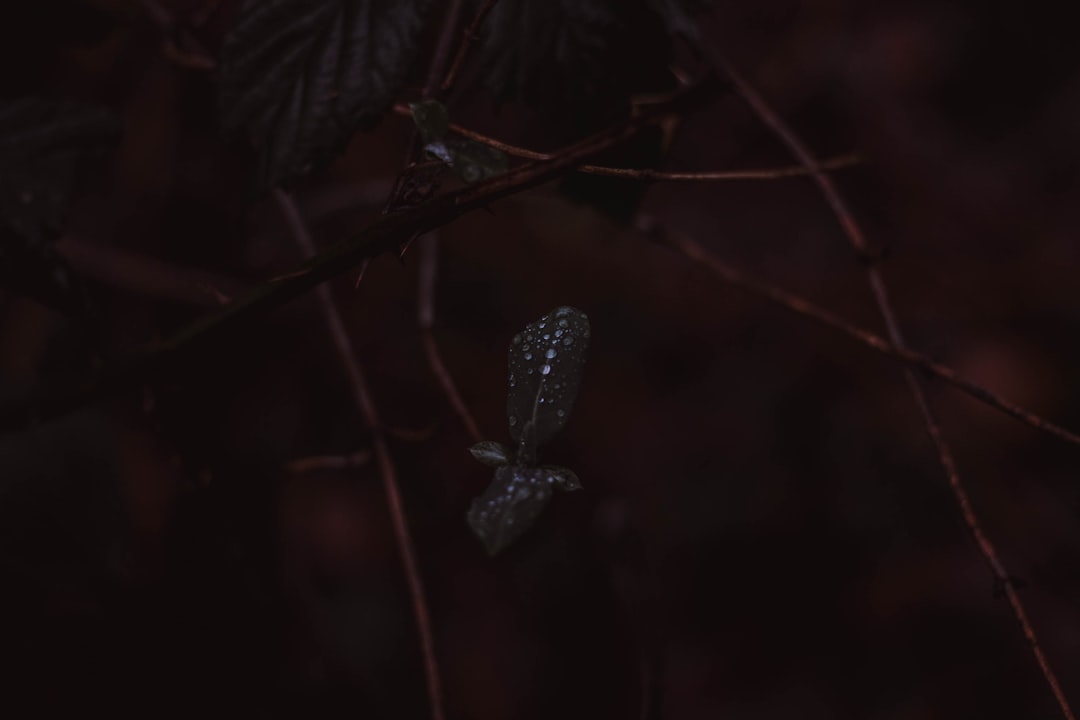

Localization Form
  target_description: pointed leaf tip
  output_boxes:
[469,441,513,468]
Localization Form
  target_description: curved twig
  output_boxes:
[392,103,863,181]
[707,50,1076,720]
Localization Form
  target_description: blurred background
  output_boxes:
[2,0,1080,717]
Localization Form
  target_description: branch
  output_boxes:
[56,235,245,308]
[272,189,445,720]
[1,92,683,433]
[392,104,863,180]
[412,0,487,445]
[417,234,484,443]
[286,451,371,473]
[708,51,1076,720]
[646,217,1080,448]
[440,0,501,94]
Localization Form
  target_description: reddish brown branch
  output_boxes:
[709,53,1076,720]
[417,235,484,443]
[650,218,1080,447]
[286,451,372,473]
[440,0,501,94]
[56,235,246,307]
[392,104,861,180]
[272,190,446,720]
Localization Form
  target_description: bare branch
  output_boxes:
[393,103,862,180]
[440,0,501,94]
[272,189,446,720]
[0,92,685,434]
[708,51,1076,720]
[56,235,246,308]
[286,451,372,473]
[647,216,1080,448]
[417,235,484,443]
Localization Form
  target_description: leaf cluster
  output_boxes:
[466,307,590,554]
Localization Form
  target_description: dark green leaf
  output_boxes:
[507,306,590,463]
[0,97,120,313]
[466,465,557,554]
[409,99,449,145]
[480,0,677,122]
[218,0,436,191]
[469,440,513,467]
[424,138,508,184]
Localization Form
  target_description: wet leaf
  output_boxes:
[425,138,508,184]
[507,306,590,463]
[539,465,583,492]
[466,465,557,555]
[218,0,436,190]
[409,99,449,145]
[469,440,513,468]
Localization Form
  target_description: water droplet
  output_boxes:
[541,364,551,375]
[539,322,546,329]
[555,307,571,318]
[523,352,532,360]
[522,345,530,353]
[562,337,574,346]
[545,348,556,359]
[509,416,518,426]
[543,334,550,340]
[557,409,566,417]
[547,476,555,484]
[527,368,534,375]
[555,329,564,338]
[513,333,523,345]
[558,318,569,328]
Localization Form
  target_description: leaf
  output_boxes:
[409,100,509,184]
[469,440,513,468]
[424,138,508,184]
[409,99,449,145]
[480,0,678,122]
[218,0,436,191]
[539,465,583,492]
[466,465,557,555]
[507,306,590,463]
[0,97,120,312]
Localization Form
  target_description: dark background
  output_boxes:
[2,0,1080,717]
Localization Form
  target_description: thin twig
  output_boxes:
[417,235,484,443]
[709,52,1076,720]
[413,2,487,445]
[286,451,372,473]
[440,0,501,94]
[271,190,445,720]
[0,89,688,431]
[55,235,247,308]
[139,0,216,70]
[425,0,467,96]
[646,217,1080,447]
[392,104,862,180]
